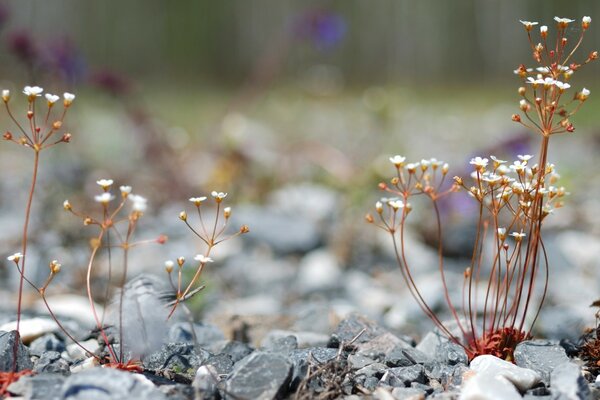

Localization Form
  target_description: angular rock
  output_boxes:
[386,346,432,367]
[469,355,541,391]
[287,347,338,390]
[416,331,467,365]
[66,338,100,360]
[214,340,254,363]
[0,330,33,371]
[203,353,234,375]
[514,340,570,383]
[348,353,376,370]
[7,374,65,400]
[225,352,292,400]
[391,386,427,399]
[550,362,590,400]
[358,332,413,359]
[60,367,166,399]
[33,350,70,375]
[144,342,210,378]
[193,365,220,399]
[261,334,298,354]
[329,313,388,347]
[29,333,66,356]
[381,364,427,387]
[460,374,522,400]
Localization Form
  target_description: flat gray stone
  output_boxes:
[514,340,570,383]
[225,351,292,400]
[143,342,211,379]
[7,374,65,400]
[550,362,590,400]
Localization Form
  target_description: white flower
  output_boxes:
[405,163,418,173]
[194,254,214,263]
[481,173,502,184]
[375,201,383,213]
[211,191,227,202]
[497,228,507,240]
[517,154,533,162]
[555,81,570,90]
[543,77,556,87]
[119,185,132,195]
[510,231,527,241]
[554,17,575,25]
[63,200,71,210]
[582,88,591,96]
[513,67,532,75]
[2,89,10,102]
[129,194,148,212]
[94,192,115,204]
[387,200,404,210]
[540,25,548,34]
[526,77,545,85]
[45,93,60,104]
[189,196,208,206]
[389,155,406,166]
[23,86,43,97]
[490,156,507,165]
[469,156,489,169]
[96,179,114,188]
[583,16,592,25]
[519,20,538,30]
[510,161,527,173]
[536,67,550,73]
[7,252,23,262]
[63,92,75,105]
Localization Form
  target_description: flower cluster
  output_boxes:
[2,86,74,150]
[513,16,597,136]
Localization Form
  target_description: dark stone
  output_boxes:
[203,353,234,375]
[225,352,292,400]
[328,313,388,348]
[355,362,388,380]
[385,346,432,367]
[29,333,66,356]
[168,322,225,347]
[0,330,33,371]
[381,364,427,387]
[33,351,70,375]
[514,340,570,383]
[144,343,211,379]
[59,367,166,400]
[216,340,254,363]
[288,347,338,389]
[550,362,590,400]
[262,334,297,354]
[7,374,65,400]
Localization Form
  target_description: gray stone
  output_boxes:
[514,340,570,383]
[29,333,66,356]
[7,374,65,400]
[329,313,388,348]
[203,353,234,375]
[59,367,166,400]
[355,362,388,379]
[469,355,541,392]
[168,322,225,347]
[33,351,70,375]
[459,374,522,400]
[261,334,298,354]
[262,329,329,349]
[214,340,254,363]
[358,332,414,359]
[225,352,292,400]
[381,365,427,387]
[233,206,320,254]
[0,330,33,371]
[193,365,220,399]
[348,353,376,369]
[386,346,432,367]
[288,347,338,389]
[297,249,342,293]
[550,362,590,400]
[143,342,211,378]
[157,383,195,400]
[416,331,467,365]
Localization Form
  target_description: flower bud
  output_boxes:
[177,257,185,267]
[511,114,521,122]
[2,89,10,103]
[3,131,12,141]
[240,225,250,234]
[179,211,187,221]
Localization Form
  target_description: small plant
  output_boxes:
[367,16,596,361]
[1,86,74,391]
[165,192,249,319]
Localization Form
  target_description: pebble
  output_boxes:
[29,333,66,356]
[550,362,590,400]
[33,350,70,375]
[225,351,292,400]
[192,365,220,398]
[144,342,211,378]
[460,373,522,400]
[7,374,65,400]
[65,338,100,360]
[469,355,541,391]
[514,340,570,383]
[261,329,330,349]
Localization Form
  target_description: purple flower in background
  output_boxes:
[88,68,132,97]
[293,8,347,51]
[44,38,86,84]
[7,30,38,67]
